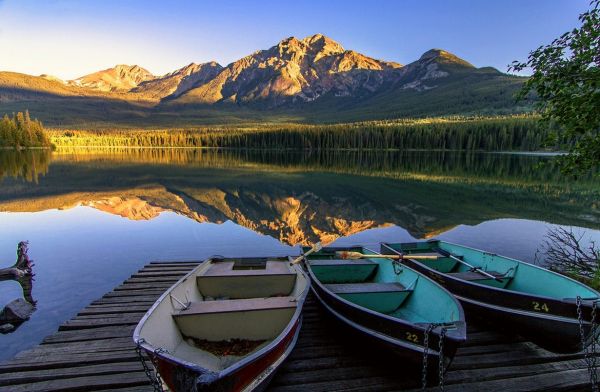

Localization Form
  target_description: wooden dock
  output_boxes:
[0,261,594,392]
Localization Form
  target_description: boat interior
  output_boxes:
[306,247,462,326]
[383,241,599,300]
[136,257,308,372]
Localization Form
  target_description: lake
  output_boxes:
[0,148,598,361]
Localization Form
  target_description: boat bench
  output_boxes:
[309,259,378,284]
[447,270,503,281]
[197,261,296,299]
[176,297,296,316]
[324,282,410,314]
[325,282,406,294]
[309,259,376,266]
[173,297,296,341]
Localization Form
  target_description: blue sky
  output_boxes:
[0,0,590,79]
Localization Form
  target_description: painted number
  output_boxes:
[532,301,550,312]
[406,332,419,343]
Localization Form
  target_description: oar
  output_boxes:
[442,252,503,282]
[291,242,323,265]
[336,251,440,260]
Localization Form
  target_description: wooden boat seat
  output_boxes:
[309,259,376,266]
[309,259,378,284]
[447,270,504,281]
[175,297,296,317]
[204,261,294,277]
[173,297,297,341]
[325,282,406,294]
[197,261,296,299]
[324,282,410,314]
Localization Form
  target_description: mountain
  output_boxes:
[68,64,155,92]
[174,34,402,107]
[132,62,223,99]
[0,34,529,125]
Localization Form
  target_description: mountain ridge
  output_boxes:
[0,34,529,125]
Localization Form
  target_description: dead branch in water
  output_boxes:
[537,227,600,284]
[0,242,34,279]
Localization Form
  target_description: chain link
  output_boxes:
[135,340,164,392]
[422,324,432,390]
[421,323,443,391]
[576,296,599,392]
[592,300,598,390]
[438,327,447,391]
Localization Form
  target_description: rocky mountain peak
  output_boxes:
[419,49,474,68]
[70,64,155,92]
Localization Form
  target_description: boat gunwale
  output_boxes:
[303,245,467,343]
[132,256,311,386]
[381,240,600,307]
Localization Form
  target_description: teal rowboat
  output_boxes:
[303,245,466,377]
[381,240,600,353]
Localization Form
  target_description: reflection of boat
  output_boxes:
[303,245,466,378]
[134,257,309,391]
[381,240,600,353]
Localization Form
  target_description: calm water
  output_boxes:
[0,148,598,361]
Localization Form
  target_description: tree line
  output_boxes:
[50,116,559,151]
[0,111,53,148]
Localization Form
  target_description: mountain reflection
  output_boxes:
[0,148,597,244]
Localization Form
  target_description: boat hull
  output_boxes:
[134,258,310,392]
[149,316,302,391]
[307,265,464,373]
[381,242,599,354]
[457,295,586,353]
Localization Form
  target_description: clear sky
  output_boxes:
[0,0,590,80]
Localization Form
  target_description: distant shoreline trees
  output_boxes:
[49,116,558,152]
[0,111,53,149]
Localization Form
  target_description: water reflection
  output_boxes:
[0,148,598,244]
[0,147,598,361]
[0,149,51,183]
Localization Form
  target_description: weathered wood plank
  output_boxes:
[0,361,145,386]
[59,315,143,331]
[41,325,136,344]
[445,358,588,384]
[0,350,139,372]
[5,371,150,392]
[422,368,592,392]
[78,306,151,316]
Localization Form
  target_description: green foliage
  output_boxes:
[49,116,554,151]
[511,0,600,175]
[0,111,53,149]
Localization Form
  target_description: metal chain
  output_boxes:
[422,323,441,391]
[134,340,164,392]
[576,296,599,392]
[592,300,598,390]
[422,325,432,390]
[438,327,447,391]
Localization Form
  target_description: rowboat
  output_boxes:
[302,245,466,376]
[133,256,309,392]
[381,240,600,353]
